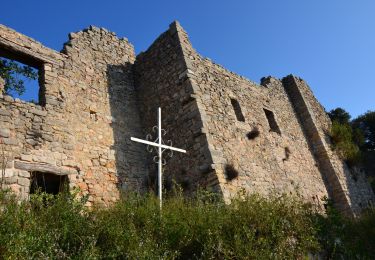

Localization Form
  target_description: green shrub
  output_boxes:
[93,192,319,259]
[316,198,375,259]
[0,189,373,259]
[0,190,321,259]
[330,120,362,166]
[343,208,375,258]
[0,189,98,259]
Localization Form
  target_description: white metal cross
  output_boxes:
[130,107,186,209]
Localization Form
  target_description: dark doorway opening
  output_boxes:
[30,172,68,195]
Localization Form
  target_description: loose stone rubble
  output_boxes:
[0,21,373,215]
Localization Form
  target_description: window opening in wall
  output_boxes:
[263,108,281,134]
[283,147,291,161]
[30,172,68,195]
[230,98,245,122]
[0,54,43,105]
[90,110,98,121]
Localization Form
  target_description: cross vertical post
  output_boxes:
[158,107,162,209]
[130,107,187,210]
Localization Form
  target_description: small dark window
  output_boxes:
[283,147,291,161]
[30,172,68,195]
[263,109,281,134]
[90,110,98,121]
[230,98,245,122]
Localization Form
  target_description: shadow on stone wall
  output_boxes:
[282,75,374,216]
[107,63,148,193]
[342,164,375,214]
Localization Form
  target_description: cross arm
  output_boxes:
[130,137,187,153]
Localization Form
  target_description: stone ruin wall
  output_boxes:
[282,76,374,214]
[0,22,373,215]
[0,24,148,205]
[150,23,330,209]
[132,22,374,215]
[188,57,330,209]
[150,22,374,215]
[134,22,218,193]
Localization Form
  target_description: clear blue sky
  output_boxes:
[1,0,374,118]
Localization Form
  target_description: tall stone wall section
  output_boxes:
[0,24,147,205]
[134,22,218,193]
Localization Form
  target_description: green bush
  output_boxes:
[329,108,375,191]
[316,198,375,259]
[330,120,362,166]
[0,190,320,259]
[0,189,98,258]
[94,192,318,259]
[0,189,374,259]
[343,208,375,257]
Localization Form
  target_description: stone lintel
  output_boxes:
[14,161,77,176]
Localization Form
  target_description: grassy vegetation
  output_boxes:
[0,189,374,259]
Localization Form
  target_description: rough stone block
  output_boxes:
[18,177,30,187]
[20,154,33,162]
[0,128,10,138]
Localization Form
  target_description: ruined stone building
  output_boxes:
[0,21,373,216]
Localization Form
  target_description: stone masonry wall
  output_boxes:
[0,24,73,199]
[61,26,148,204]
[282,76,374,215]
[0,24,147,205]
[184,54,330,208]
[158,23,374,214]
[0,77,4,94]
[134,22,218,193]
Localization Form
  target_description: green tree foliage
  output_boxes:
[328,107,351,124]
[352,111,375,151]
[352,111,375,191]
[0,57,38,96]
[330,120,362,166]
[329,108,375,191]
